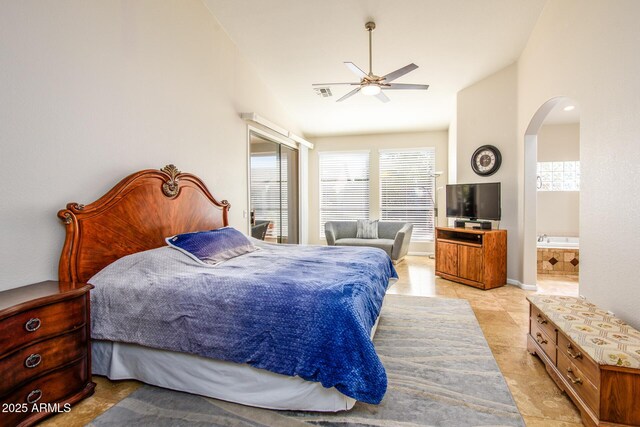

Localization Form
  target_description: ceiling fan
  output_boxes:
[312,21,429,103]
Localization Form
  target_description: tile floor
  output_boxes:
[41,256,583,426]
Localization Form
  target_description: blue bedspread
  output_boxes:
[89,241,397,404]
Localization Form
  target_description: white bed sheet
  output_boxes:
[92,315,383,412]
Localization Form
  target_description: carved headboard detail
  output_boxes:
[58,165,230,283]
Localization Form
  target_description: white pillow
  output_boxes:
[356,219,379,239]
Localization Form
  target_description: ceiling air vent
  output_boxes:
[314,87,333,97]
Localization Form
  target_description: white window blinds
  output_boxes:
[319,151,370,239]
[380,149,436,241]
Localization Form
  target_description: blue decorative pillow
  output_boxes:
[166,227,257,266]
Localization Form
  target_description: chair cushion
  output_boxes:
[335,238,394,256]
[356,219,379,239]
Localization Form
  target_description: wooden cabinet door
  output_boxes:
[458,245,483,282]
[436,241,458,276]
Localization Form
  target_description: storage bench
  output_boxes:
[527,295,640,427]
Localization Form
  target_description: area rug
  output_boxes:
[89,295,524,426]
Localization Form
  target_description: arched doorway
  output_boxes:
[523,97,580,293]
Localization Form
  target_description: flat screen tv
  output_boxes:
[446,182,501,220]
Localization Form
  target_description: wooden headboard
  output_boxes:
[58,165,230,283]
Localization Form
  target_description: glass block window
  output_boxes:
[537,161,580,191]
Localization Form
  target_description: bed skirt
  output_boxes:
[92,315,383,412]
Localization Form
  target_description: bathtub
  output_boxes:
[537,236,579,249]
[537,236,579,275]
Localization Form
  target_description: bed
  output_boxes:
[58,165,397,411]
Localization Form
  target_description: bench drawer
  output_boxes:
[530,305,557,343]
[558,351,599,413]
[557,332,599,386]
[530,320,556,364]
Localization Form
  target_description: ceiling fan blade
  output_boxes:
[385,83,430,90]
[382,63,419,83]
[344,62,368,78]
[312,82,359,86]
[336,87,361,102]
[375,91,390,103]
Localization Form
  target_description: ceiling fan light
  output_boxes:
[361,84,381,96]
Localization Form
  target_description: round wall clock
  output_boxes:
[471,145,502,176]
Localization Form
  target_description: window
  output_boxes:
[319,151,370,238]
[537,161,580,191]
[379,149,436,241]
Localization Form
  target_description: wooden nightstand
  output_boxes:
[0,281,95,427]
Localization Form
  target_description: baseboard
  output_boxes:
[507,278,537,291]
[408,251,432,256]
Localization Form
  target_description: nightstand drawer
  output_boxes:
[0,358,87,427]
[0,328,87,396]
[0,296,86,358]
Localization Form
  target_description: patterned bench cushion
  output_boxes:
[527,295,640,369]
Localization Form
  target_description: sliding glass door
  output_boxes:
[249,132,299,244]
[280,144,299,242]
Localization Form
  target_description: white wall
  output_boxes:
[455,63,519,280]
[0,1,299,291]
[538,124,580,162]
[537,193,579,237]
[537,124,580,237]
[447,100,458,185]
[518,0,640,327]
[307,131,448,254]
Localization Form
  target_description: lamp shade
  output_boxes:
[361,84,381,96]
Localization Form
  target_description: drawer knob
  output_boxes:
[566,367,583,385]
[536,314,548,325]
[25,353,42,369]
[25,317,41,332]
[26,389,42,404]
[567,343,583,360]
[535,332,548,345]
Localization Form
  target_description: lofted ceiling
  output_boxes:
[543,99,580,125]
[203,0,547,137]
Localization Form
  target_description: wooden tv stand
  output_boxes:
[435,227,507,290]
